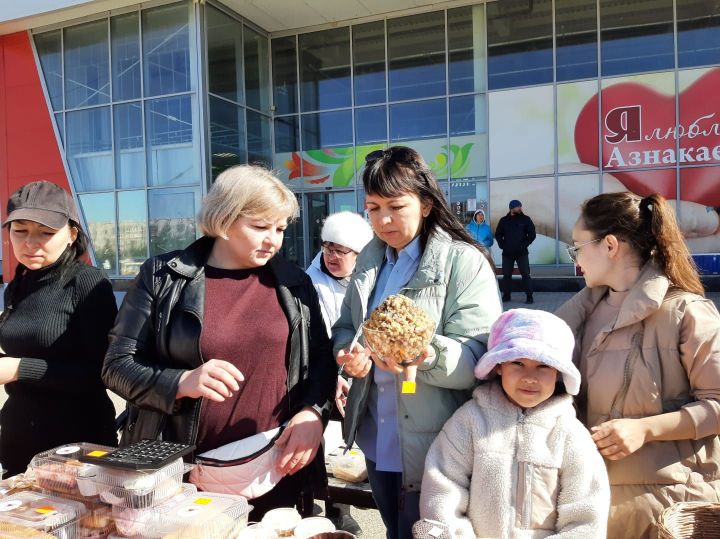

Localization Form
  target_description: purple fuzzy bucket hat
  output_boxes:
[474,308,581,395]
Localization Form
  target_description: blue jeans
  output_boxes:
[365,458,421,539]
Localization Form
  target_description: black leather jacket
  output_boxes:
[102,236,336,454]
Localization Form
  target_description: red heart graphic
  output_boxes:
[575,67,720,206]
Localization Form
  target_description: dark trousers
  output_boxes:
[248,472,304,521]
[501,253,532,296]
[365,458,420,539]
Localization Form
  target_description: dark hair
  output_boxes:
[580,191,704,296]
[363,146,490,260]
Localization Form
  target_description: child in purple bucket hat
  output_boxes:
[418,308,610,538]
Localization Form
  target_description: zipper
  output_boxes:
[608,331,644,419]
[516,413,533,529]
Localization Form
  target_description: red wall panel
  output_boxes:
[0,31,73,280]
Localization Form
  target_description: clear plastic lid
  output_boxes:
[29,443,115,498]
[112,484,197,538]
[151,493,250,538]
[88,458,186,509]
[78,500,115,539]
[0,491,86,535]
[261,508,302,537]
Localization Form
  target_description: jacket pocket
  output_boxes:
[516,462,559,530]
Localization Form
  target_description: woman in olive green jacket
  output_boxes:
[333,146,502,539]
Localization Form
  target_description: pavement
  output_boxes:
[0,291,718,537]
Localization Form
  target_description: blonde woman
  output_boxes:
[103,165,336,519]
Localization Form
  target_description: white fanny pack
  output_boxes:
[189,425,285,500]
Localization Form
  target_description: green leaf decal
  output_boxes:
[450,143,474,177]
[305,149,347,165]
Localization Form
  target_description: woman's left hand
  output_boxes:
[274,406,324,476]
[371,344,434,374]
[0,357,21,385]
[591,418,648,460]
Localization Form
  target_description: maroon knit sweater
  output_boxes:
[195,265,290,453]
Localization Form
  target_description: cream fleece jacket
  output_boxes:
[420,382,609,538]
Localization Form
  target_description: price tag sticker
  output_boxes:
[87,451,108,457]
[401,381,416,394]
[194,498,212,505]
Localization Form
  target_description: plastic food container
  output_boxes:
[111,484,196,538]
[261,508,302,538]
[29,443,116,498]
[0,491,87,539]
[90,459,186,509]
[154,492,250,538]
[78,501,115,539]
[292,517,335,539]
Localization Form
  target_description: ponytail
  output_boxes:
[581,192,704,296]
[638,194,704,296]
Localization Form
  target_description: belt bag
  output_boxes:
[189,425,285,499]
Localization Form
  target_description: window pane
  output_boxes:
[448,6,486,94]
[209,96,244,180]
[79,192,117,274]
[600,0,674,77]
[555,0,598,81]
[450,94,486,136]
[678,0,720,68]
[302,110,352,149]
[274,116,299,153]
[55,113,65,147]
[487,0,553,90]
[64,20,110,108]
[244,26,270,112]
[353,21,386,105]
[143,3,191,96]
[355,106,387,145]
[450,95,487,178]
[247,110,272,166]
[145,95,198,186]
[148,187,200,256]
[114,102,145,188]
[390,99,446,141]
[449,178,488,227]
[388,12,446,101]
[118,190,148,276]
[34,31,63,111]
[299,28,351,112]
[207,6,242,103]
[66,107,113,192]
[272,36,298,115]
[111,13,141,101]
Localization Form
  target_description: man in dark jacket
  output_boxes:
[495,199,536,304]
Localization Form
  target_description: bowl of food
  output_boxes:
[362,294,434,365]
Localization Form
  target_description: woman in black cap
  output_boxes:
[0,180,118,476]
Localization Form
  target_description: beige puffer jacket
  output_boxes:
[556,262,720,487]
[420,382,609,538]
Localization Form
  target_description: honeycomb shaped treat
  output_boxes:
[363,295,434,363]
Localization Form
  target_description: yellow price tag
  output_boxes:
[87,451,108,457]
[401,381,417,394]
[35,507,56,514]
[194,498,212,505]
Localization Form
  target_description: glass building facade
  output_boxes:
[32,0,720,275]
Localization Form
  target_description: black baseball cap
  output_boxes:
[4,181,79,230]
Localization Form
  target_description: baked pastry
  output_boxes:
[363,295,434,363]
[0,521,55,538]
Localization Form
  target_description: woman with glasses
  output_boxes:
[306,211,372,536]
[333,146,502,539]
[307,212,373,337]
[556,191,720,539]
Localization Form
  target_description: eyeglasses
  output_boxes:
[566,238,602,264]
[322,244,353,257]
